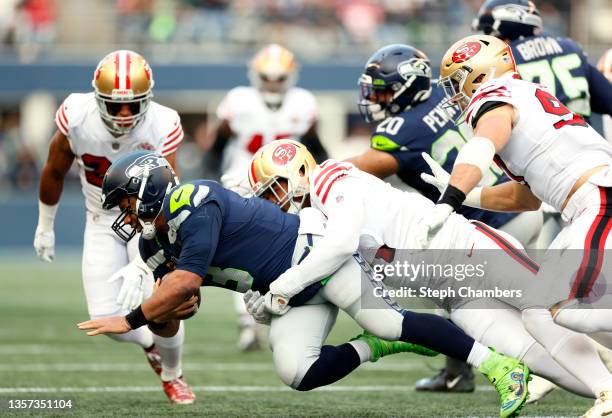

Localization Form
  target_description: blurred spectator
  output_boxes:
[0,111,38,190]
[174,0,231,44]
[116,0,154,47]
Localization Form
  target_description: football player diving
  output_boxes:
[414,34,612,417]
[248,138,606,403]
[78,151,530,418]
[415,0,612,398]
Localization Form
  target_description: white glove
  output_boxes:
[420,152,449,193]
[243,290,271,325]
[34,227,55,263]
[34,201,58,263]
[107,255,151,311]
[410,203,454,250]
[263,291,291,316]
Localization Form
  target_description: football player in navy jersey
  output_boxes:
[346,43,544,393]
[473,0,612,121]
[78,152,533,417]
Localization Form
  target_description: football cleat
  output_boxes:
[351,331,439,362]
[162,376,196,405]
[415,368,475,393]
[144,345,162,376]
[478,349,530,418]
[525,375,556,404]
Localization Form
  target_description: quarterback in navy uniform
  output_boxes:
[78,152,531,417]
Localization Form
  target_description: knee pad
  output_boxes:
[272,342,315,389]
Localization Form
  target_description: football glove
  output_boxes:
[409,203,454,250]
[108,255,151,311]
[263,291,291,316]
[243,290,271,325]
[34,227,55,263]
[420,152,449,193]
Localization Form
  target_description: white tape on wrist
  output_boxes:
[38,201,59,230]
[454,136,496,177]
[464,187,483,208]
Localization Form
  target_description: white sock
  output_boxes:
[555,307,612,334]
[348,340,372,363]
[154,321,185,382]
[523,308,612,395]
[466,342,491,368]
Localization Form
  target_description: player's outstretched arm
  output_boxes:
[78,269,201,336]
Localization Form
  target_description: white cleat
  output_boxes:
[525,375,557,404]
[583,390,612,418]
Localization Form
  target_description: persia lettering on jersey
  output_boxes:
[515,37,563,61]
[314,160,352,204]
[422,99,457,133]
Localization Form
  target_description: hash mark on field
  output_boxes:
[0,362,432,372]
[0,385,494,393]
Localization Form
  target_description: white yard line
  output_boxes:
[0,362,432,372]
[0,385,494,393]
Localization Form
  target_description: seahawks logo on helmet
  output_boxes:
[397,58,431,80]
[125,153,166,178]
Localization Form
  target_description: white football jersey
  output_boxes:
[55,92,183,214]
[309,160,468,251]
[216,86,318,177]
[465,74,612,212]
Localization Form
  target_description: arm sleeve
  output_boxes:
[269,177,365,298]
[586,63,612,116]
[175,203,223,280]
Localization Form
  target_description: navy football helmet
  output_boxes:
[473,0,542,41]
[101,151,178,242]
[358,44,432,123]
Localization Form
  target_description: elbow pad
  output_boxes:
[454,136,496,178]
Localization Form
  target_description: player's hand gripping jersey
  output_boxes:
[139,180,322,306]
[216,86,317,175]
[55,93,183,214]
[465,74,612,212]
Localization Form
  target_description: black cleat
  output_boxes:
[415,368,475,393]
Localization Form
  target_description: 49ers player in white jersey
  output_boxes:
[211,43,327,350]
[33,50,194,404]
[598,48,612,142]
[247,139,612,407]
[415,34,612,417]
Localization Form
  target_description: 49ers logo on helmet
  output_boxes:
[272,143,297,165]
[452,42,481,63]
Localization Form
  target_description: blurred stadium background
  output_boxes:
[0,0,610,251]
[0,1,609,415]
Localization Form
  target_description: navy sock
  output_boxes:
[296,343,361,391]
[400,310,473,362]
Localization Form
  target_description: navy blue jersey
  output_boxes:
[369,84,517,229]
[139,180,321,305]
[511,33,612,117]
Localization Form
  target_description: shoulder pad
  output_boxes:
[55,93,92,136]
[163,182,211,243]
[310,160,353,206]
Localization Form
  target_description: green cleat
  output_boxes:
[350,331,439,362]
[478,349,530,418]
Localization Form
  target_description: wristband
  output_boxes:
[38,201,59,231]
[438,185,466,212]
[125,306,148,330]
[464,187,483,208]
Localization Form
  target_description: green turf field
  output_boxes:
[0,257,593,417]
